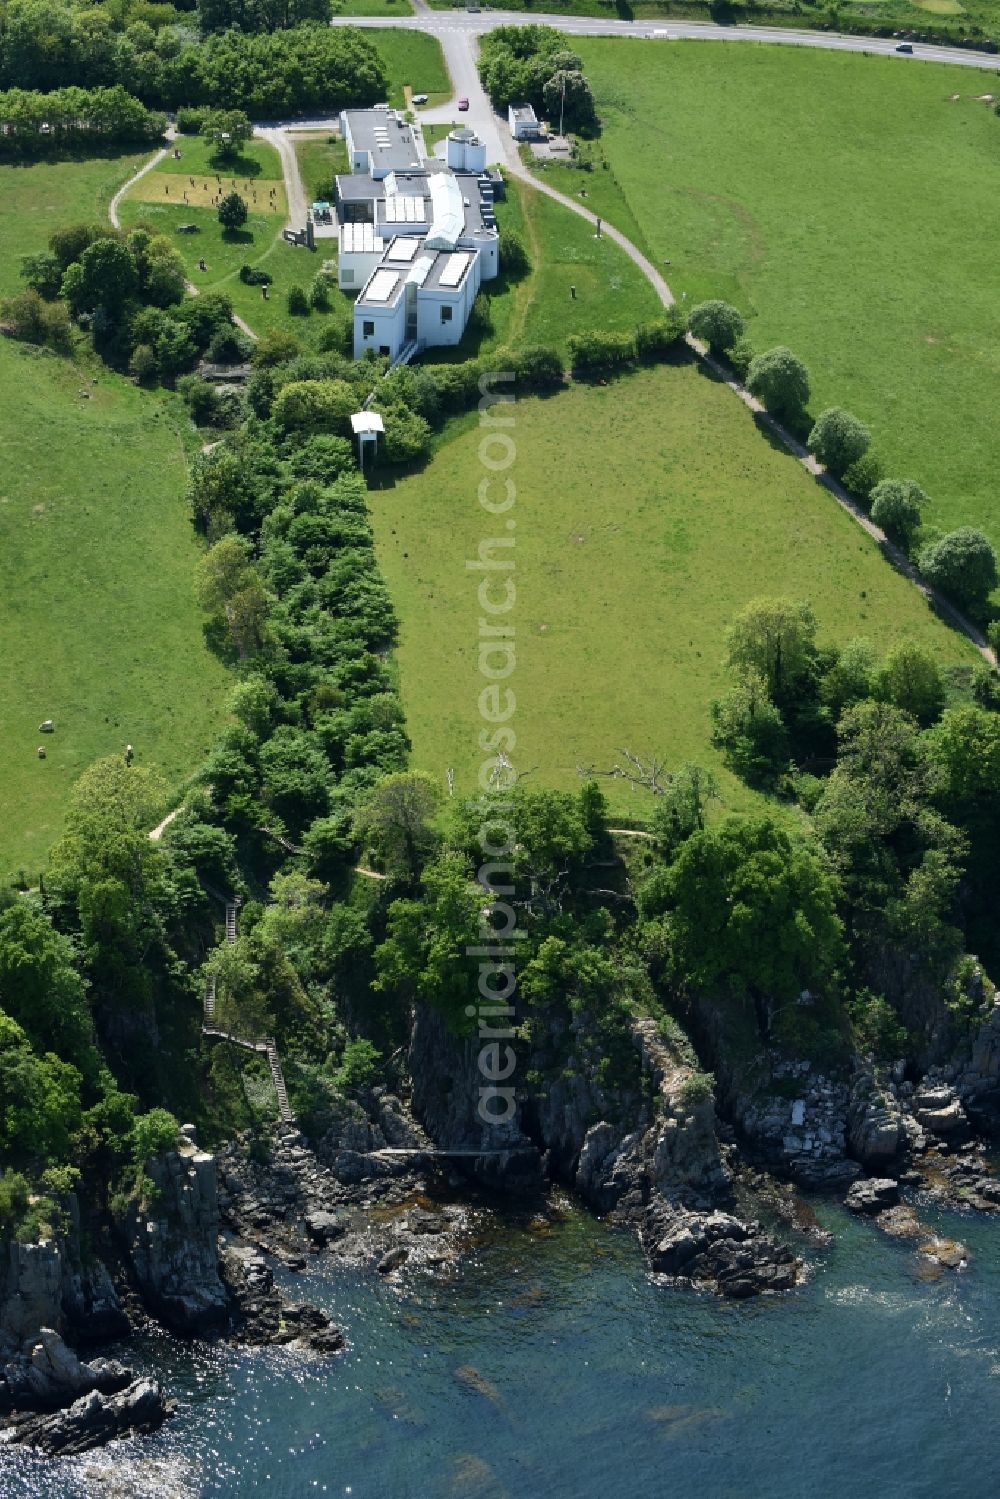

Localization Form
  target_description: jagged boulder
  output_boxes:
[0,1377,169,1456]
[914,1085,970,1143]
[845,1178,900,1214]
[848,1076,905,1168]
[643,1202,800,1298]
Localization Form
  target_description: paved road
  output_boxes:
[338,8,1000,72]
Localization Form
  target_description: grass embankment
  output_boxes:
[555,42,1000,536]
[0,156,230,874]
[370,363,976,820]
[422,176,660,363]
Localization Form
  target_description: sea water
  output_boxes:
[3,1194,999,1499]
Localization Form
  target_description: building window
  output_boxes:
[379,346,391,357]
[440,306,453,324]
[363,320,375,336]
[342,269,354,284]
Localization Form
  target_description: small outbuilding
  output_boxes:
[508,103,542,141]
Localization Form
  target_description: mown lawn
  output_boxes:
[369,363,976,821]
[118,197,351,345]
[292,134,349,204]
[372,29,451,108]
[155,136,283,181]
[0,156,230,874]
[421,175,661,364]
[566,41,1000,538]
[0,344,230,876]
[0,150,148,295]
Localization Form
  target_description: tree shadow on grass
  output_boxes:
[221,227,255,246]
[208,148,269,180]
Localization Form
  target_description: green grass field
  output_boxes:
[292,134,349,204]
[372,29,451,108]
[370,362,976,820]
[560,42,1000,539]
[155,136,283,181]
[0,156,230,873]
[0,344,230,875]
[0,151,148,296]
[120,146,351,344]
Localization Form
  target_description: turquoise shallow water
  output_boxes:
[3,1194,1000,1499]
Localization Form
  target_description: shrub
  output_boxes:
[206,326,251,365]
[287,285,310,316]
[309,271,332,311]
[128,341,159,384]
[919,528,999,612]
[499,226,531,279]
[334,1037,382,1094]
[239,264,273,287]
[727,335,754,380]
[687,299,744,354]
[807,407,871,478]
[176,106,208,135]
[635,311,686,363]
[177,372,222,425]
[511,344,563,388]
[678,1071,715,1109]
[131,1108,180,1168]
[253,328,302,367]
[567,329,636,374]
[746,346,810,420]
[875,641,945,726]
[870,478,927,549]
[843,449,883,503]
[0,289,72,351]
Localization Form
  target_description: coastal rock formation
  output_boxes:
[219,1244,343,1353]
[123,1143,227,1335]
[0,1377,169,1456]
[847,1075,906,1168]
[845,1178,901,1214]
[642,1202,800,1298]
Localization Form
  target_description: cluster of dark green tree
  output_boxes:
[0,84,164,156]
[710,595,1000,988]
[0,2,386,117]
[478,25,598,134]
[688,299,999,622]
[9,217,250,385]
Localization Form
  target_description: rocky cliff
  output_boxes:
[121,1139,228,1336]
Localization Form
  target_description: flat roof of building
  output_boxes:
[364,267,403,305]
[382,193,428,224]
[510,103,539,122]
[341,221,382,254]
[335,173,381,204]
[343,107,422,174]
[423,248,474,294]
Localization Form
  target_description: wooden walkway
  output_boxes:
[202,894,294,1124]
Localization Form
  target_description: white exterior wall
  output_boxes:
[446,135,487,174]
[463,229,499,281]
[338,246,385,291]
[415,258,481,351]
[353,298,406,361]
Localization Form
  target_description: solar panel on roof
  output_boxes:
[366,269,400,303]
[388,237,419,262]
[439,253,469,288]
